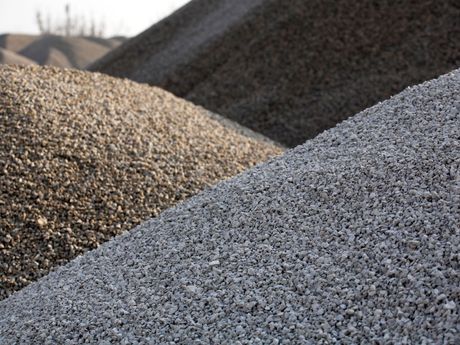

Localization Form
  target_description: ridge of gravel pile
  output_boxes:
[1,69,458,344]
[0,65,282,300]
[92,0,460,147]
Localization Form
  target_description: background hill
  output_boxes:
[0,33,126,68]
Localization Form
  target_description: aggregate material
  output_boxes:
[1,69,459,344]
[0,65,282,299]
[0,34,126,69]
[0,48,37,66]
[92,0,460,147]
[18,35,119,69]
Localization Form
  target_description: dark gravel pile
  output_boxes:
[0,65,282,300]
[1,69,458,344]
[18,35,118,69]
[92,0,460,146]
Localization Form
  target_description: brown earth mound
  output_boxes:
[0,65,282,299]
[92,0,460,146]
[0,48,36,65]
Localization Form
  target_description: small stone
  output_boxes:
[185,285,201,295]
[36,217,48,228]
[444,301,456,310]
[407,240,420,250]
[209,260,220,267]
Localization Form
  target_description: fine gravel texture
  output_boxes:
[1,69,458,344]
[0,48,37,66]
[0,65,282,300]
[92,0,460,147]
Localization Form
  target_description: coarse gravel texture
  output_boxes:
[92,0,460,147]
[1,68,459,344]
[0,65,283,300]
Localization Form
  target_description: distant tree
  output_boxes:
[64,4,71,37]
[35,3,106,37]
[35,11,44,33]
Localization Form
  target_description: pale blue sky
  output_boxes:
[0,0,191,37]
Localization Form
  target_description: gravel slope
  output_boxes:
[0,65,282,300]
[92,0,460,147]
[1,69,458,344]
[90,0,265,82]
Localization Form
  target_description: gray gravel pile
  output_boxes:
[0,65,282,300]
[1,69,458,344]
[92,0,460,147]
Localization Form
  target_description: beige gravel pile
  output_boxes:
[92,0,460,146]
[0,34,37,53]
[19,35,117,69]
[0,65,282,299]
[0,48,37,66]
[0,34,126,69]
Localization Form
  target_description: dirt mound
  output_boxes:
[0,48,36,65]
[92,0,460,146]
[0,65,282,299]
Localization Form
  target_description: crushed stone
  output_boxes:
[0,68,458,344]
[0,65,282,300]
[92,0,460,147]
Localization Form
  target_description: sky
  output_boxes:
[0,0,191,37]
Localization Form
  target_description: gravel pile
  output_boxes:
[1,69,458,344]
[0,34,126,69]
[92,0,460,147]
[0,48,37,66]
[18,35,120,69]
[0,34,37,53]
[0,65,282,300]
